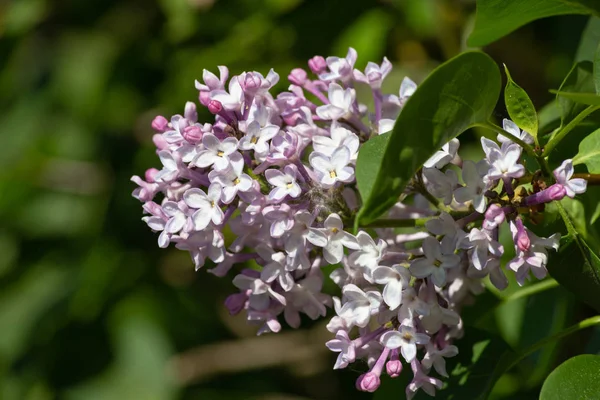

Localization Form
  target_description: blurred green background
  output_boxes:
[0,0,595,399]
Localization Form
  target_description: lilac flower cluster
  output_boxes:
[132,48,587,398]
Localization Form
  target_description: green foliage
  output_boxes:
[556,61,596,125]
[575,17,600,62]
[547,202,600,312]
[468,0,589,47]
[355,51,500,226]
[540,355,600,399]
[573,128,600,172]
[504,64,539,141]
[552,90,600,105]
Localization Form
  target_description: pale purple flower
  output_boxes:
[182,183,224,230]
[208,154,253,203]
[481,137,525,181]
[498,118,534,145]
[554,159,587,198]
[454,160,489,213]
[423,139,460,169]
[410,237,461,287]
[423,167,458,205]
[372,264,411,310]
[154,150,180,183]
[192,133,239,171]
[319,47,357,82]
[265,165,302,202]
[309,146,354,187]
[380,325,429,362]
[326,330,356,369]
[307,214,359,264]
[316,83,355,120]
[335,283,382,328]
[239,120,280,156]
[353,57,392,89]
[422,343,458,377]
[312,124,360,159]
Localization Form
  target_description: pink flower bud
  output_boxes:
[356,372,380,392]
[386,360,402,378]
[548,184,567,201]
[184,101,198,122]
[145,168,160,183]
[151,115,169,132]
[308,56,327,74]
[224,293,247,315]
[239,72,262,94]
[288,68,308,86]
[183,125,203,144]
[208,100,223,114]
[514,218,530,252]
[483,204,505,230]
[152,134,169,150]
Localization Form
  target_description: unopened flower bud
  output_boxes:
[288,68,308,86]
[386,360,402,378]
[208,100,223,114]
[224,293,247,315]
[308,56,327,74]
[183,125,203,144]
[239,72,262,94]
[356,372,380,392]
[199,91,211,106]
[151,115,169,132]
[145,168,160,183]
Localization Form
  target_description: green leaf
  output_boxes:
[555,61,596,125]
[573,127,600,172]
[504,65,538,140]
[468,0,589,47]
[540,354,600,400]
[355,51,501,226]
[575,17,600,63]
[552,90,600,105]
[595,41,600,93]
[547,202,600,311]
[563,0,600,15]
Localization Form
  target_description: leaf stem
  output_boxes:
[474,121,552,177]
[542,105,600,157]
[501,278,559,303]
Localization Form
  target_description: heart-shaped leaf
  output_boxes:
[355,51,501,226]
[540,354,600,400]
[575,17,600,63]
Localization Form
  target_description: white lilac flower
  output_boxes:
[192,133,239,171]
[481,137,525,181]
[498,118,534,145]
[554,159,587,198]
[154,150,180,183]
[232,271,286,310]
[312,123,360,159]
[257,246,295,291]
[410,237,461,287]
[423,167,458,205]
[348,231,387,273]
[319,47,357,82]
[265,165,302,202]
[423,139,460,169]
[239,120,280,156]
[421,343,458,377]
[316,83,356,120]
[183,184,224,230]
[454,160,489,213]
[309,146,354,187]
[325,330,356,369]
[464,228,504,271]
[208,153,253,203]
[372,264,411,310]
[335,283,382,328]
[353,57,392,89]
[380,325,430,362]
[307,214,359,264]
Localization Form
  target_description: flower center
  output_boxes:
[286,182,293,189]
[331,227,339,234]
[434,259,442,267]
[402,332,413,341]
[233,177,241,185]
[217,150,225,157]
[329,170,337,178]
[250,136,258,144]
